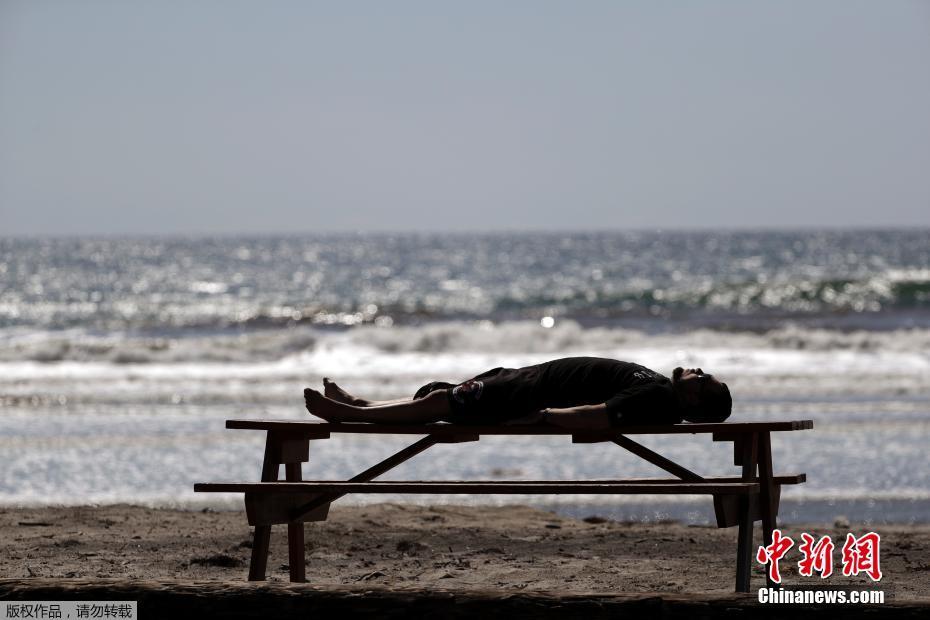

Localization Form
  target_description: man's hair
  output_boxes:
[682,382,732,423]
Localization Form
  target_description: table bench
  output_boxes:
[194,419,813,593]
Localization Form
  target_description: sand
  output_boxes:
[2,502,928,601]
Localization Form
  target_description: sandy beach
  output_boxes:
[3,503,928,601]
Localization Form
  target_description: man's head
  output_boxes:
[671,367,732,423]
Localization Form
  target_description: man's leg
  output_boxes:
[322,378,414,407]
[305,388,452,424]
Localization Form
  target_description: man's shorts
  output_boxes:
[413,366,544,425]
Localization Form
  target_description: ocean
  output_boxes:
[1,230,928,525]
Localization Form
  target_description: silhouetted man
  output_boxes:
[304,357,732,430]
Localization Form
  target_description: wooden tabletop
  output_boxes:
[226,419,814,436]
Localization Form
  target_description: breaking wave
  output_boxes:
[4,321,930,364]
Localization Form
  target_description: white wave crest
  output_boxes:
[3,321,930,367]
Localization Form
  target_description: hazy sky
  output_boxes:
[1,1,928,236]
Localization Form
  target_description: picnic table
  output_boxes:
[195,419,813,593]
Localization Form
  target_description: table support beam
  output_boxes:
[611,435,705,482]
[290,435,442,522]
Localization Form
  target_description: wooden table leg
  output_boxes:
[757,431,778,590]
[735,496,756,592]
[286,462,306,582]
[248,434,282,581]
[735,433,757,593]
[249,526,272,580]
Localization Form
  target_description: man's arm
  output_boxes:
[544,403,610,430]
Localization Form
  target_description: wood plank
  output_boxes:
[197,475,805,489]
[321,475,803,484]
[226,419,814,435]
[198,481,760,494]
[245,491,333,525]
[232,477,760,526]
[220,475,805,485]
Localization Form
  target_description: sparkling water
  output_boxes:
[1,231,928,524]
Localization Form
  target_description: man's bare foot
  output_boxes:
[304,387,343,422]
[323,377,369,406]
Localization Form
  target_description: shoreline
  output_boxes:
[3,503,928,601]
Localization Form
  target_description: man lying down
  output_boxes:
[304,357,732,430]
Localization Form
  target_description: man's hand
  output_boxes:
[501,404,611,429]
[501,409,549,425]
[543,404,611,430]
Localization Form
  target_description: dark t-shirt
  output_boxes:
[448,356,683,426]
[533,357,683,426]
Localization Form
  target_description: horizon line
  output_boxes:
[3,224,930,241]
